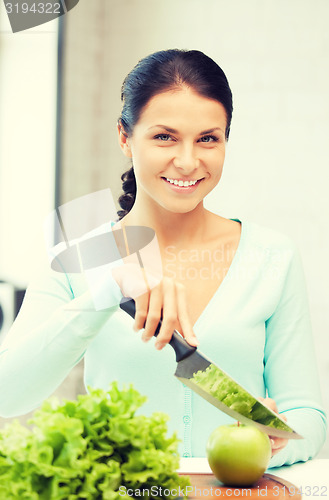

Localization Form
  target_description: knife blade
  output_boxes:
[119,298,302,440]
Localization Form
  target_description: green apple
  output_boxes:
[206,423,271,486]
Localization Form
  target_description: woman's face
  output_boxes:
[119,87,227,215]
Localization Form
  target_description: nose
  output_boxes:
[173,143,200,173]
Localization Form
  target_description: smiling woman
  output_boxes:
[117,88,227,216]
[0,49,326,469]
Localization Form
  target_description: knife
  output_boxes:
[119,298,302,440]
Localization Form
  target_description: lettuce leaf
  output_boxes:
[0,382,190,499]
[193,364,292,432]
[193,364,256,417]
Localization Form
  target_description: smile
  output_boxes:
[161,177,203,193]
[163,178,201,187]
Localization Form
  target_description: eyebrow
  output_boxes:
[148,125,225,135]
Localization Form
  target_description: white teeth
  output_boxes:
[165,178,198,186]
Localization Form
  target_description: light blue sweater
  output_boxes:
[0,219,326,467]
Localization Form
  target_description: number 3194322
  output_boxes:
[5,3,62,14]
[272,485,328,497]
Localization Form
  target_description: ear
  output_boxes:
[117,121,132,158]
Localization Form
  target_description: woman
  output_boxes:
[0,49,326,466]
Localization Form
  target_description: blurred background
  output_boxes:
[0,0,328,457]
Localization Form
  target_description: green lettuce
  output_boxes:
[0,383,190,499]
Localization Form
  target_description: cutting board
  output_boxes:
[181,473,302,499]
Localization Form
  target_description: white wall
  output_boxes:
[97,0,329,457]
[0,6,58,287]
[0,6,85,432]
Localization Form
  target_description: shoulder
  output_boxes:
[241,219,298,255]
[209,213,298,255]
[236,219,304,284]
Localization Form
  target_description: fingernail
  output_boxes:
[270,439,275,447]
[155,341,165,350]
[188,337,199,346]
[189,341,199,347]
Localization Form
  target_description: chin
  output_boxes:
[160,201,202,215]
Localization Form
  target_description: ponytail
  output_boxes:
[117,166,136,220]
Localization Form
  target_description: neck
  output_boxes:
[121,201,209,249]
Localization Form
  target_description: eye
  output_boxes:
[199,135,219,143]
[154,133,174,141]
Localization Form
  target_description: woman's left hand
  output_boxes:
[258,397,289,456]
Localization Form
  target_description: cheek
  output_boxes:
[209,150,225,175]
[132,146,172,175]
[212,168,223,187]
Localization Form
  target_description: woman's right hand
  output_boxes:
[111,262,198,350]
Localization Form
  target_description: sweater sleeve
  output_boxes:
[0,267,123,418]
[264,244,327,467]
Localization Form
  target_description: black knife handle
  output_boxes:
[119,297,196,362]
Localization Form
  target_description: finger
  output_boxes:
[143,267,163,291]
[134,293,149,332]
[175,282,198,346]
[259,397,288,423]
[270,437,288,456]
[259,397,278,414]
[155,278,177,350]
[141,286,163,342]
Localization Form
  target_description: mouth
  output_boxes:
[161,177,204,191]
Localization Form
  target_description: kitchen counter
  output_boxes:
[179,459,329,499]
